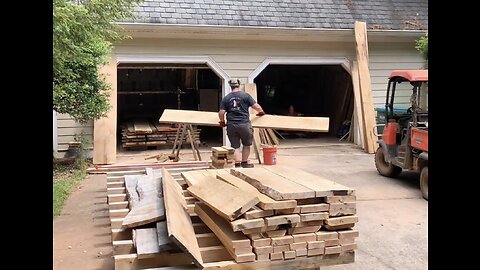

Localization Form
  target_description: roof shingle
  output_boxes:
[122,0,428,30]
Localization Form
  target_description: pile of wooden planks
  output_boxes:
[210,146,235,169]
[181,167,358,263]
[121,120,200,149]
[258,129,279,146]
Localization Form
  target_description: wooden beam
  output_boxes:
[162,168,204,266]
[134,228,160,259]
[245,83,263,164]
[231,168,316,200]
[186,172,260,221]
[351,60,365,149]
[354,21,378,153]
[93,55,117,164]
[159,109,329,132]
[210,169,297,210]
[195,203,253,262]
[262,166,354,197]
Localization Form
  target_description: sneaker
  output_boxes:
[235,162,242,168]
[241,162,254,168]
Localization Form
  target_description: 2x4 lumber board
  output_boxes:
[252,238,272,248]
[265,214,300,226]
[307,248,324,256]
[290,242,307,250]
[296,249,308,257]
[159,109,330,132]
[325,239,340,247]
[329,202,357,216]
[264,229,287,238]
[195,203,252,261]
[342,243,357,252]
[291,220,324,228]
[292,233,317,243]
[241,225,278,234]
[262,166,354,197]
[157,221,173,252]
[351,60,366,150]
[109,201,129,211]
[300,204,330,213]
[231,168,315,200]
[196,233,222,247]
[354,21,377,153]
[284,250,296,260]
[325,246,342,255]
[338,229,359,239]
[273,245,290,253]
[254,246,273,255]
[162,168,204,266]
[316,231,338,241]
[113,240,134,255]
[230,218,265,232]
[212,170,297,210]
[187,173,260,221]
[300,212,329,222]
[107,181,125,188]
[108,187,126,195]
[287,225,322,235]
[270,252,284,260]
[110,209,129,218]
[326,195,356,203]
[325,215,359,226]
[200,246,233,263]
[107,170,146,177]
[244,206,275,220]
[134,228,160,259]
[114,253,195,270]
[307,241,326,250]
[339,238,356,245]
[271,235,294,246]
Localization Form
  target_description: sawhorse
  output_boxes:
[171,123,202,161]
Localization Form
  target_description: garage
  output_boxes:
[254,64,354,139]
[116,63,224,151]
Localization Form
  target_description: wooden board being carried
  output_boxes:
[159,109,329,132]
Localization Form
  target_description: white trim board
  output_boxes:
[248,57,351,83]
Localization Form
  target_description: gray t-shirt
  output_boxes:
[220,91,256,124]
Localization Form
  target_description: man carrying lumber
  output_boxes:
[219,78,265,168]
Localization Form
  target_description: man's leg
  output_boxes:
[227,124,242,167]
[242,145,251,162]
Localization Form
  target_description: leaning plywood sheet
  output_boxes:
[263,166,355,197]
[206,169,297,210]
[159,109,329,132]
[231,168,315,200]
[162,168,203,266]
[186,172,260,221]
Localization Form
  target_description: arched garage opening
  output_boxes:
[253,64,354,141]
[116,62,224,151]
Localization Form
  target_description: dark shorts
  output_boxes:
[226,122,253,149]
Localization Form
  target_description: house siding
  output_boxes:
[54,36,424,154]
[55,113,93,156]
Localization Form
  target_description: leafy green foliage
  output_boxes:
[53,0,141,123]
[53,159,88,217]
[415,33,428,68]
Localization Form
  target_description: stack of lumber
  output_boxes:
[210,146,235,168]
[181,167,358,263]
[121,120,200,149]
[259,129,280,146]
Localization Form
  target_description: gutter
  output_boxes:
[117,23,426,42]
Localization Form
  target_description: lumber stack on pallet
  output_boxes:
[121,120,200,149]
[210,146,235,169]
[181,167,358,263]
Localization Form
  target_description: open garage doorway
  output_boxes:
[254,64,354,142]
[116,63,223,152]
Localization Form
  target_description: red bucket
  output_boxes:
[262,146,277,165]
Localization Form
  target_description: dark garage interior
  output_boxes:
[116,64,223,150]
[254,65,354,138]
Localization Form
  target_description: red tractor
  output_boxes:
[374,70,428,200]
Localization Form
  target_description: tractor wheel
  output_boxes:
[420,166,428,200]
[374,147,402,177]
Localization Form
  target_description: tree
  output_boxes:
[53,0,141,123]
[415,33,428,68]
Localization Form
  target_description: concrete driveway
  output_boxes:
[53,139,427,270]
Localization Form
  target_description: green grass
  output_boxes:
[53,160,88,218]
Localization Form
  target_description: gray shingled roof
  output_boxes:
[121,0,428,30]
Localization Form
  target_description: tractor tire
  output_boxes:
[374,147,402,177]
[420,166,428,200]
